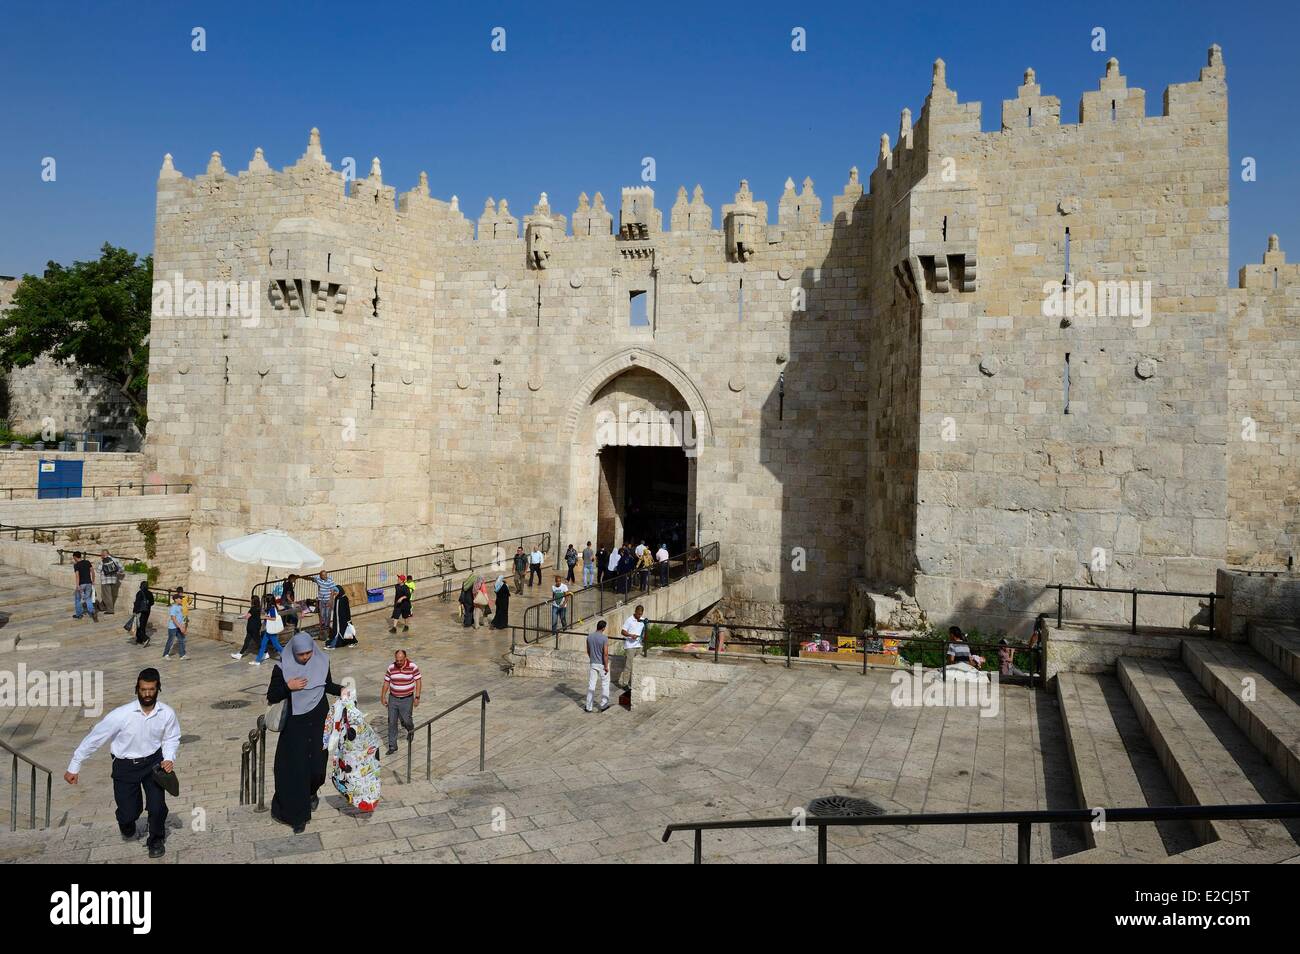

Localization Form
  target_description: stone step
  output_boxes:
[1056,672,1198,859]
[1181,639,1300,796]
[0,573,52,595]
[1117,656,1300,852]
[2,593,82,623]
[1,588,81,612]
[1249,624,1300,686]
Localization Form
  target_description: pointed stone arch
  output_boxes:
[562,347,713,451]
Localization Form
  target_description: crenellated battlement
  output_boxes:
[157,44,1228,262]
[870,44,1227,189]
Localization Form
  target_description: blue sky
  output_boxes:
[1,0,1295,276]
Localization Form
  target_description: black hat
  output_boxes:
[151,764,180,797]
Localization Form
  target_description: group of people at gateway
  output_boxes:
[65,644,429,854]
[511,541,676,594]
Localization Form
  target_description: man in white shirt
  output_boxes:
[65,667,181,859]
[618,605,646,690]
[529,546,545,587]
[655,543,670,587]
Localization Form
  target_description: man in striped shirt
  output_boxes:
[381,650,422,755]
[308,573,338,640]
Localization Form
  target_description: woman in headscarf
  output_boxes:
[326,589,356,649]
[473,577,493,628]
[459,574,476,628]
[491,574,511,629]
[267,633,343,833]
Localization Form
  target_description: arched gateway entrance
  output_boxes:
[564,349,712,556]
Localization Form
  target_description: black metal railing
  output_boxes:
[1,737,53,832]
[610,620,1046,689]
[1051,583,1219,636]
[403,690,490,783]
[56,548,143,567]
[253,531,551,613]
[518,542,720,642]
[239,715,268,811]
[147,586,251,615]
[1,483,191,500]
[663,801,1300,864]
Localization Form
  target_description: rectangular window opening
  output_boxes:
[629,290,649,327]
[1064,352,1072,415]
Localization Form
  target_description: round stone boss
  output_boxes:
[689,268,706,284]
[1135,357,1158,379]
[455,371,471,389]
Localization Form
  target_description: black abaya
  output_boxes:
[492,585,510,628]
[268,664,342,829]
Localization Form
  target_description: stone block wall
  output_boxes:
[0,450,148,493]
[901,50,1231,635]
[147,135,870,619]
[1227,236,1300,568]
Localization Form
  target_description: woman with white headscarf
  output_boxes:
[268,633,343,833]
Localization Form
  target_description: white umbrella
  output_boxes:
[217,529,324,586]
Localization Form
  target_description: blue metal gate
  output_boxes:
[36,459,83,499]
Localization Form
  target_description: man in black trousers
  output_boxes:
[65,668,181,859]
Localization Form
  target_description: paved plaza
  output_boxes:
[1,584,1083,864]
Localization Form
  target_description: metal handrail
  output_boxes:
[56,548,143,567]
[0,517,187,533]
[0,483,191,500]
[519,541,720,643]
[238,715,268,812]
[1051,582,1220,636]
[403,690,490,784]
[147,585,252,615]
[0,736,53,831]
[253,531,552,609]
[663,801,1300,864]
[646,620,1045,685]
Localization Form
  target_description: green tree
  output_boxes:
[0,243,152,432]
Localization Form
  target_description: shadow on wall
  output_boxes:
[758,197,873,629]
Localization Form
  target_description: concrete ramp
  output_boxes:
[511,561,722,694]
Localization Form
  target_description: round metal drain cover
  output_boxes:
[210,699,251,710]
[807,795,884,817]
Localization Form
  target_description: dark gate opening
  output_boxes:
[597,446,688,553]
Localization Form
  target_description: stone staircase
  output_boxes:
[1056,625,1300,863]
[0,560,140,651]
